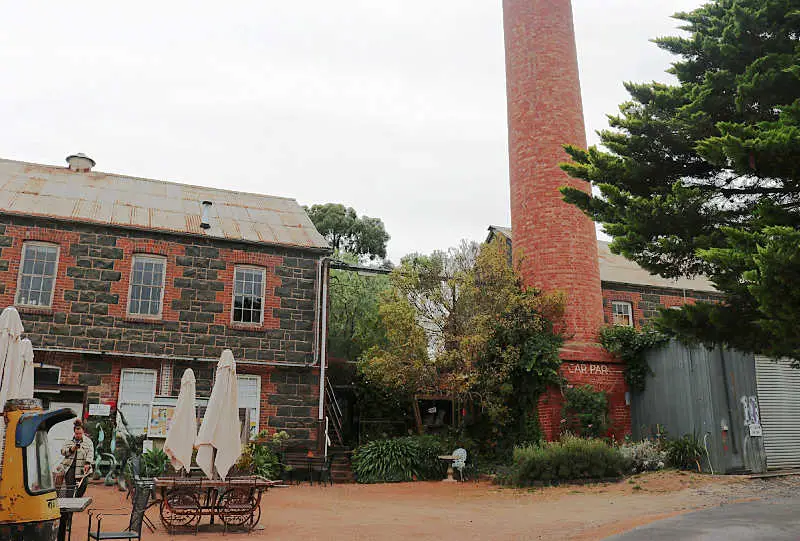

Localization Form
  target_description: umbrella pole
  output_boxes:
[210,447,217,526]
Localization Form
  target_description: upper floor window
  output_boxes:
[16,242,59,307]
[128,255,166,318]
[612,301,634,327]
[233,266,265,325]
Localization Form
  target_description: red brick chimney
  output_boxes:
[503,0,628,439]
[503,0,605,361]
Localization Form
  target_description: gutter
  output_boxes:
[31,347,312,368]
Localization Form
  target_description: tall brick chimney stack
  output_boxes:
[502,0,606,362]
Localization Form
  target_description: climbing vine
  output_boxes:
[599,326,668,392]
[562,384,609,438]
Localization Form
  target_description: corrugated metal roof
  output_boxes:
[487,225,717,293]
[0,157,331,251]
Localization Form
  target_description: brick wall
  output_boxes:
[0,215,322,363]
[602,282,724,329]
[538,362,629,441]
[36,352,320,448]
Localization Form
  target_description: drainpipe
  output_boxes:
[311,255,324,367]
[317,258,330,422]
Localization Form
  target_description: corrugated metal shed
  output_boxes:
[486,226,717,293]
[632,341,766,474]
[0,157,331,252]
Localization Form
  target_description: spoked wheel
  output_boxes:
[216,487,257,530]
[160,488,201,531]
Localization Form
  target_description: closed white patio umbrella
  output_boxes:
[164,368,197,473]
[0,306,25,478]
[0,307,25,412]
[17,339,35,400]
[195,350,241,480]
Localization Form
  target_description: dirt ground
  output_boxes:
[70,472,800,541]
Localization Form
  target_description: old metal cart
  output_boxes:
[154,476,277,533]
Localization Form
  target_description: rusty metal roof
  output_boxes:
[487,226,717,293]
[0,157,331,252]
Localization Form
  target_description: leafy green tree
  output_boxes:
[328,254,391,362]
[560,0,800,358]
[358,239,566,451]
[306,203,390,260]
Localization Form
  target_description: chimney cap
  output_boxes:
[66,153,96,172]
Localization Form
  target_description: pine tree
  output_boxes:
[561,0,800,358]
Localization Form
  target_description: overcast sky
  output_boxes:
[1,1,702,262]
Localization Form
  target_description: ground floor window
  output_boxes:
[118,368,157,435]
[612,301,634,327]
[237,374,261,439]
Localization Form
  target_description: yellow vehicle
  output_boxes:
[0,398,76,541]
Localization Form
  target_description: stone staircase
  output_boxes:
[330,446,354,483]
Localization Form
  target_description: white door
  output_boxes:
[47,401,83,472]
[237,375,261,439]
[118,369,157,435]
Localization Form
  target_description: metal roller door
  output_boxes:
[756,357,800,470]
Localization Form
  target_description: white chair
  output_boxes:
[452,448,467,481]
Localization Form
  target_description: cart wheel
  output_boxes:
[250,500,262,530]
[160,488,201,530]
[216,488,255,530]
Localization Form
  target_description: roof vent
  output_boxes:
[200,201,213,230]
[66,153,95,172]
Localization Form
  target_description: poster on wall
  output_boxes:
[148,405,175,438]
[148,396,209,439]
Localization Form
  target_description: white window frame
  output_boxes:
[612,301,634,327]
[237,374,261,439]
[127,254,167,319]
[16,241,60,308]
[33,364,62,385]
[118,368,157,436]
[231,266,266,326]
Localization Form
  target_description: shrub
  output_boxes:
[352,435,476,483]
[619,440,666,473]
[235,431,291,479]
[507,435,628,486]
[664,435,704,471]
[141,448,170,477]
[562,385,609,438]
[352,438,422,483]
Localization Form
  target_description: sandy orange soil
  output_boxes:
[68,471,787,541]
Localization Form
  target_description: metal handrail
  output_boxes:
[326,378,344,420]
[324,379,344,446]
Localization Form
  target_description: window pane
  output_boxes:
[39,289,52,307]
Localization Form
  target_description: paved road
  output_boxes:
[607,498,800,540]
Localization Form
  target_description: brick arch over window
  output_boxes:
[217,249,283,331]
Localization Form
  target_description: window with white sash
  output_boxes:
[237,375,261,439]
[16,242,59,307]
[118,369,157,435]
[232,267,265,325]
[612,301,634,327]
[127,255,166,318]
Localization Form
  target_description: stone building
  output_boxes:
[0,154,331,452]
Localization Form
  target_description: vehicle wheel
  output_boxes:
[160,488,201,531]
[216,488,254,530]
